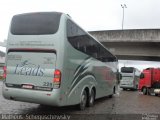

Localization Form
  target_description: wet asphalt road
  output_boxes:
[0,81,159,119]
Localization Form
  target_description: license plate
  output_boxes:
[22,84,33,89]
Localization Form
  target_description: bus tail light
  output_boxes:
[3,66,7,79]
[53,69,61,89]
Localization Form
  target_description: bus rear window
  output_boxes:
[10,12,62,35]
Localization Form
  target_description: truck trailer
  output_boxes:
[139,68,160,96]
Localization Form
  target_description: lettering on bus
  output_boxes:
[14,60,45,76]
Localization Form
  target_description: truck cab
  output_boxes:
[139,68,160,96]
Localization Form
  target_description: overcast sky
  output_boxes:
[1,0,160,43]
[119,60,160,71]
[0,0,160,69]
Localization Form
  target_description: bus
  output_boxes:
[120,67,140,90]
[2,12,118,110]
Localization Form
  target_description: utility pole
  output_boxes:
[121,4,127,30]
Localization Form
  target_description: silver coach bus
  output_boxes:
[2,12,118,110]
[120,67,140,90]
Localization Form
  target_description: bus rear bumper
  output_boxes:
[2,84,63,106]
[120,84,135,89]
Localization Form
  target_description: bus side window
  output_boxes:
[99,46,117,62]
[67,19,117,63]
[83,46,87,53]
[77,42,80,49]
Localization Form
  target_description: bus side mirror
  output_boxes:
[140,73,144,79]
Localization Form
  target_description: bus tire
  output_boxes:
[78,90,87,110]
[142,87,147,95]
[123,88,126,91]
[87,89,95,107]
[155,93,158,96]
[109,94,113,98]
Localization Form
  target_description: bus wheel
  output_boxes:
[87,89,95,107]
[155,93,158,96]
[123,88,126,91]
[142,87,147,95]
[79,90,87,110]
[109,94,113,98]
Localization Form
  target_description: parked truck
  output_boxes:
[139,68,160,96]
